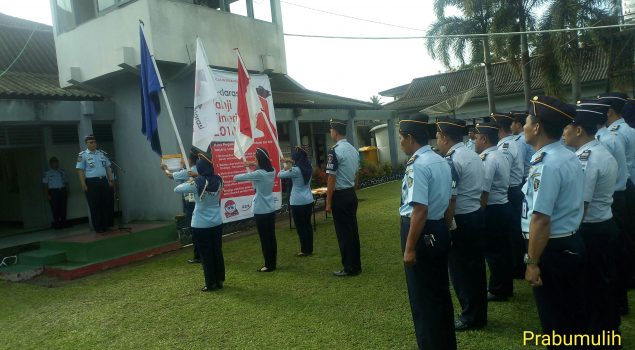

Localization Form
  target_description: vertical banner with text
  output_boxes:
[203,70,281,223]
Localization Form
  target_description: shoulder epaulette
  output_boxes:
[479,153,487,161]
[578,150,591,161]
[445,149,456,159]
[502,142,509,150]
[406,154,418,166]
[330,144,338,150]
[515,135,522,141]
[610,124,621,132]
[531,152,546,165]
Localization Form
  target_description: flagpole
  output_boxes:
[140,22,190,172]
[233,48,284,160]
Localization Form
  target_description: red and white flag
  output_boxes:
[234,50,263,160]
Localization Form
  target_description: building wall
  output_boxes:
[53,0,286,88]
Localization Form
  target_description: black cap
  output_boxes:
[84,134,96,142]
[436,116,465,135]
[622,99,635,127]
[576,99,609,124]
[509,111,529,124]
[490,112,514,127]
[529,95,575,127]
[329,119,347,135]
[399,113,429,135]
[474,122,499,138]
[573,108,605,128]
[598,92,628,114]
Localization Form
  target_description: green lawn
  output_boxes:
[1,181,633,349]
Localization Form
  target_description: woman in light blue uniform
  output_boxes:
[279,147,314,256]
[234,148,277,272]
[174,158,224,291]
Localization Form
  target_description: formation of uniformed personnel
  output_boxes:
[76,135,114,233]
[474,122,514,302]
[490,112,526,279]
[435,117,487,331]
[43,157,69,229]
[522,96,586,338]
[325,119,362,277]
[399,113,456,350]
[510,111,535,181]
[596,93,635,316]
[562,105,620,334]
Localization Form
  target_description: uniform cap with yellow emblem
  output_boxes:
[576,98,609,124]
[473,121,499,139]
[399,113,429,136]
[435,116,465,137]
[329,118,348,135]
[597,92,628,114]
[509,111,529,125]
[529,95,575,128]
[489,112,514,128]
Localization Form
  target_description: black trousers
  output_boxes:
[449,209,487,327]
[192,226,225,288]
[612,190,632,315]
[332,188,361,273]
[525,235,586,349]
[483,203,513,297]
[85,177,112,232]
[183,200,199,259]
[48,188,67,228]
[400,217,456,350]
[292,203,314,254]
[625,180,635,285]
[254,212,277,269]
[579,219,620,334]
[508,185,526,279]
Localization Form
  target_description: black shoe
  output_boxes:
[487,292,509,302]
[201,284,220,292]
[258,267,275,272]
[187,259,201,264]
[296,252,312,257]
[332,270,360,277]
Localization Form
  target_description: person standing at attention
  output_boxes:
[76,135,113,234]
[43,157,69,229]
[279,147,314,257]
[234,148,277,272]
[326,119,361,277]
[399,113,456,349]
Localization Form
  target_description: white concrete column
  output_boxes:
[387,114,398,168]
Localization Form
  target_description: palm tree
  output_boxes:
[537,0,619,100]
[426,0,510,114]
[491,0,547,109]
[369,95,382,107]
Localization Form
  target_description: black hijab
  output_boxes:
[194,158,221,197]
[291,147,312,185]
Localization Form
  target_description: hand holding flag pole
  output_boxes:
[139,21,190,171]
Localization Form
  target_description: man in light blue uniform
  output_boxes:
[491,112,526,280]
[598,92,635,314]
[464,127,476,152]
[510,111,535,181]
[522,95,586,338]
[163,149,200,263]
[326,119,361,277]
[436,117,487,331]
[43,157,69,229]
[562,106,620,334]
[474,122,513,302]
[399,113,456,350]
[76,135,113,233]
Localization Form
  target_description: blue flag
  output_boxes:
[140,27,162,155]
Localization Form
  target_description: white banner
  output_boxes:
[209,70,282,223]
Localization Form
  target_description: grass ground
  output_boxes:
[1,181,633,349]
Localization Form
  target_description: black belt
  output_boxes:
[86,176,107,181]
[334,187,354,192]
[522,231,576,240]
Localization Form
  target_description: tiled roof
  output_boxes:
[383,48,608,111]
[0,13,102,100]
[269,73,378,110]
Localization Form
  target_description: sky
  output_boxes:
[0,0,448,103]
